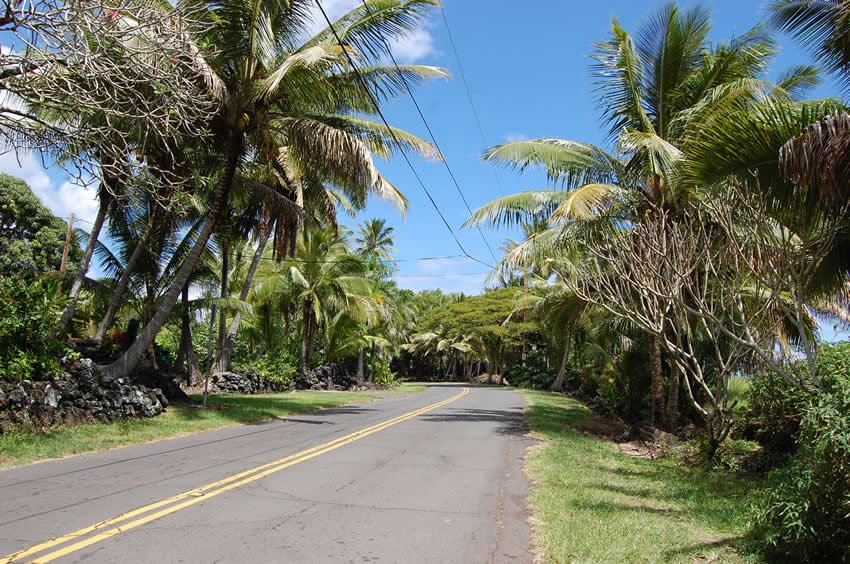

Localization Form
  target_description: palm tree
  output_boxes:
[258,228,377,373]
[355,218,397,261]
[467,5,793,426]
[102,0,445,379]
[769,2,850,203]
[770,0,850,93]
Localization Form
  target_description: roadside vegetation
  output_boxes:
[0,0,848,561]
[524,391,756,563]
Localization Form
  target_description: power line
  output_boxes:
[438,5,491,151]
[313,0,493,271]
[356,0,498,264]
[438,3,515,234]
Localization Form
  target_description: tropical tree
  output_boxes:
[467,4,798,426]
[256,228,377,373]
[102,0,445,379]
[355,218,397,261]
[769,2,850,205]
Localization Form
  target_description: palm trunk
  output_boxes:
[300,300,313,374]
[357,349,364,381]
[57,188,111,333]
[220,227,270,371]
[95,205,159,341]
[214,239,230,373]
[550,339,570,392]
[649,334,665,427]
[179,284,201,386]
[368,343,376,383]
[102,136,243,380]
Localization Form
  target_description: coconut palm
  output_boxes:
[102,0,445,378]
[467,4,796,426]
[355,218,397,261]
[770,0,850,93]
[257,228,378,373]
[769,2,850,204]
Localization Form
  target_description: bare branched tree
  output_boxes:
[0,0,220,189]
[564,187,849,454]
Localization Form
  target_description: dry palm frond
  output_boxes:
[780,110,850,201]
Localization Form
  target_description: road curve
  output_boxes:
[0,384,534,563]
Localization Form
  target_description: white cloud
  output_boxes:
[387,23,436,63]
[0,150,99,224]
[304,0,437,63]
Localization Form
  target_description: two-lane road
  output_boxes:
[0,385,534,563]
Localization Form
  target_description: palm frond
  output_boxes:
[482,139,621,187]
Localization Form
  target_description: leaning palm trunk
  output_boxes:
[57,187,111,333]
[550,340,570,393]
[95,205,159,341]
[102,137,243,379]
[220,227,271,371]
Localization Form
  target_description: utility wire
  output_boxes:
[439,3,514,244]
[356,0,498,264]
[313,0,493,270]
[439,5,491,151]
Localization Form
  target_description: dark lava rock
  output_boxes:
[209,371,290,394]
[295,364,360,391]
[133,361,187,402]
[0,357,166,431]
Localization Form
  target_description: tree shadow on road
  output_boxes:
[418,407,528,436]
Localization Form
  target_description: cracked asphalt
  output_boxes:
[0,384,534,563]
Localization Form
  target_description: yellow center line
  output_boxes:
[2,387,468,564]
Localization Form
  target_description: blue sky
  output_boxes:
[0,1,845,339]
[332,0,843,295]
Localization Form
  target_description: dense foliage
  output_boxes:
[0,278,66,380]
[0,0,848,559]
[0,174,80,275]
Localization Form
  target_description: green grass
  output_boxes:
[522,390,759,563]
[0,390,376,469]
[393,382,427,393]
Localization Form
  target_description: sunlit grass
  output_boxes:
[522,390,760,563]
[0,390,376,469]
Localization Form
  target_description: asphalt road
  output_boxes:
[0,384,535,563]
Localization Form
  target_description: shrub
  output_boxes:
[235,348,297,389]
[508,363,554,389]
[371,359,396,386]
[0,276,65,380]
[745,342,850,455]
[750,378,850,561]
[745,370,807,454]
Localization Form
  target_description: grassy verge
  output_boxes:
[393,382,427,393]
[522,390,758,563]
[0,390,375,469]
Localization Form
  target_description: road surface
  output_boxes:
[0,384,534,563]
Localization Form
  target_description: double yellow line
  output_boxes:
[2,387,469,564]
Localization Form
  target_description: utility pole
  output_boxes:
[59,213,75,274]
